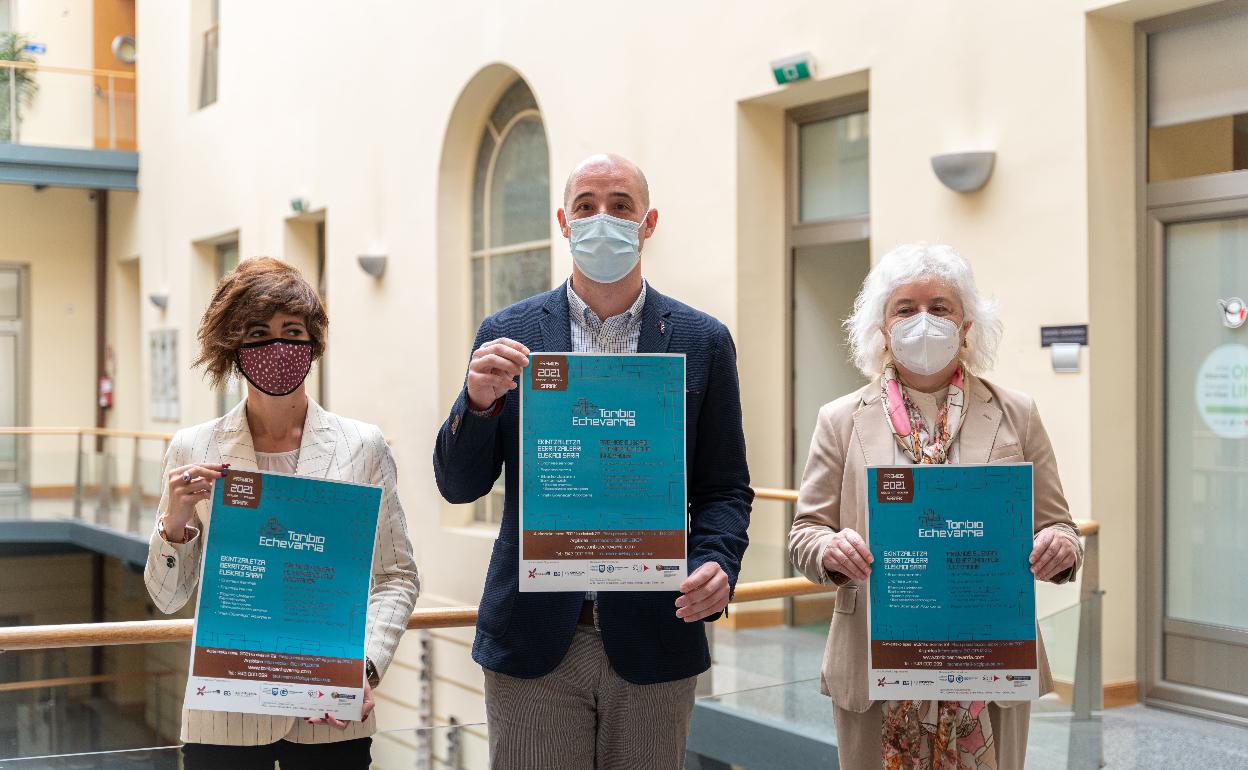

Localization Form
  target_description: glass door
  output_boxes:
[1152,208,1248,720]
[785,97,870,625]
[0,265,27,496]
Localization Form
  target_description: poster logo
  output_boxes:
[223,470,263,508]
[532,355,568,391]
[571,399,637,427]
[876,468,914,504]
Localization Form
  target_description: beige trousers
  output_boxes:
[483,625,698,770]
[832,701,1031,770]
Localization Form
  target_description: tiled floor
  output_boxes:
[1102,704,1248,769]
[710,625,1248,769]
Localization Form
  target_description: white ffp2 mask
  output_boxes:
[888,312,962,376]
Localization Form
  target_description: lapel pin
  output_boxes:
[659,320,666,335]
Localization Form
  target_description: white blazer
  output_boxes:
[143,399,420,746]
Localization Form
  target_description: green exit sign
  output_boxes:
[771,53,814,85]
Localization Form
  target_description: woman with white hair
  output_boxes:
[788,243,1082,770]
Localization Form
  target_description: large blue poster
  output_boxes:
[186,470,381,718]
[867,463,1039,700]
[520,353,686,591]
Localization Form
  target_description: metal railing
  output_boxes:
[0,466,1103,767]
[0,575,833,652]
[0,60,137,150]
[0,427,171,534]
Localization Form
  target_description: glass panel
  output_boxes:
[1148,112,1248,182]
[0,334,14,480]
[799,111,869,221]
[489,79,538,134]
[2,68,93,149]
[472,485,503,525]
[489,118,550,248]
[216,241,239,277]
[0,268,17,318]
[791,240,870,485]
[490,248,549,312]
[471,256,484,330]
[472,128,495,252]
[148,330,179,423]
[199,26,219,109]
[1164,215,1248,631]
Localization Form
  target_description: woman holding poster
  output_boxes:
[142,257,419,769]
[788,243,1082,770]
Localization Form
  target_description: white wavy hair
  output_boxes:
[845,242,1002,378]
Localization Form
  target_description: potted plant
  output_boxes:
[0,32,39,143]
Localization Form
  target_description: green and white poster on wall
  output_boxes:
[1196,344,1248,439]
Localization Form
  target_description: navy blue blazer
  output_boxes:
[433,281,752,685]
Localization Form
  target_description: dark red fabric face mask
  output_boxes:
[234,339,313,397]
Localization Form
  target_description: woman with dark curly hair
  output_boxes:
[143,257,419,770]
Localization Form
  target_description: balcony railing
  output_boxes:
[0,60,136,151]
[0,427,1105,767]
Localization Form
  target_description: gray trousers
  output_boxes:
[832,701,1031,770]
[483,625,698,770]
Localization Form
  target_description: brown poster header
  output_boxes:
[876,468,914,504]
[531,355,569,391]
[223,471,263,509]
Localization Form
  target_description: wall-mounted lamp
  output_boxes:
[111,34,136,65]
[930,151,996,193]
[357,255,387,278]
[148,292,169,310]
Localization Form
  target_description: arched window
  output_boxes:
[470,79,551,332]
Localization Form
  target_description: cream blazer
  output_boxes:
[788,373,1083,713]
[143,399,420,745]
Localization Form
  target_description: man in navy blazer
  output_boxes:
[433,153,751,769]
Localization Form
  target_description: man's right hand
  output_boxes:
[162,463,227,540]
[820,528,873,581]
[467,338,530,412]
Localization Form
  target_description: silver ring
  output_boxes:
[182,471,191,483]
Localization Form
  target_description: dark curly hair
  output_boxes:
[193,257,328,390]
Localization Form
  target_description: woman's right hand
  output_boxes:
[821,528,874,581]
[162,464,227,540]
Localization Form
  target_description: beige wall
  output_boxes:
[124,0,1225,736]
[0,185,98,486]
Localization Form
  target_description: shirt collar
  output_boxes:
[566,278,648,327]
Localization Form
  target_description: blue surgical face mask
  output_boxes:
[568,213,642,284]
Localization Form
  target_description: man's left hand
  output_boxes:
[306,681,374,729]
[1030,528,1077,582]
[676,562,730,622]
